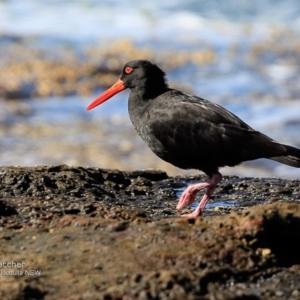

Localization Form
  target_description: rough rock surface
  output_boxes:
[0,165,299,299]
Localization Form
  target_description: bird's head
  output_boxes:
[86,60,168,111]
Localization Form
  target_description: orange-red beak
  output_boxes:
[86,79,126,111]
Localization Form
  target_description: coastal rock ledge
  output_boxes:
[0,165,299,299]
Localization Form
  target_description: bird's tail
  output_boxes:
[270,144,300,168]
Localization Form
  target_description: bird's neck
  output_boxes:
[132,77,169,100]
[128,86,167,118]
[128,78,169,121]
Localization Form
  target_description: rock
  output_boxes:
[0,165,299,299]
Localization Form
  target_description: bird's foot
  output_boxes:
[181,210,203,219]
[178,172,222,217]
[176,182,210,210]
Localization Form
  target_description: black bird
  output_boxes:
[87,59,300,218]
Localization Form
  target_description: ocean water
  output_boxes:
[1,0,300,39]
[0,0,300,178]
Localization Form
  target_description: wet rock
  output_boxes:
[0,201,18,216]
[0,165,299,299]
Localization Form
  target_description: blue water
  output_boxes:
[1,0,300,39]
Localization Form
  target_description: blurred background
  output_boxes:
[0,0,300,178]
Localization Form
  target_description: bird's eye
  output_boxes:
[125,67,133,74]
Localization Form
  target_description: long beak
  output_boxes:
[86,79,126,111]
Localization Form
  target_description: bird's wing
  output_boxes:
[146,91,282,160]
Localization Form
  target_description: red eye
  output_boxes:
[125,67,133,74]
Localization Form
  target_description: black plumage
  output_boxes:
[87,59,300,217]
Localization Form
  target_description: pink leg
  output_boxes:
[176,172,222,218]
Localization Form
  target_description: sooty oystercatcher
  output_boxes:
[87,59,300,218]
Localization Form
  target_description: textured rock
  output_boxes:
[0,165,299,299]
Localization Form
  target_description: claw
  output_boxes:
[181,211,202,218]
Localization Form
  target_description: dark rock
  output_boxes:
[0,165,299,299]
[0,200,18,216]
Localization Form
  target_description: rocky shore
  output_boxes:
[0,165,299,299]
[0,36,213,100]
[2,31,300,102]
